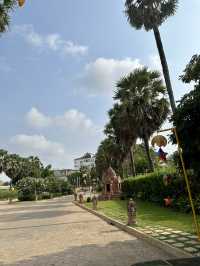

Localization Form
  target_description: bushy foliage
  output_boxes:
[95,137,124,179]
[172,54,200,176]
[16,177,45,201]
[121,169,200,213]
[0,0,17,33]
[44,177,72,196]
[86,197,91,203]
[0,149,53,184]
[16,176,72,201]
[134,144,157,174]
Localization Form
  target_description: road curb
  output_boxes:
[74,201,193,259]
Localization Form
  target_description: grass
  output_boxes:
[0,189,18,200]
[85,199,200,234]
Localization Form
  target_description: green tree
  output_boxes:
[95,137,124,179]
[16,177,45,201]
[134,144,157,174]
[172,55,200,177]
[0,149,8,173]
[0,150,52,184]
[115,67,169,171]
[68,171,81,187]
[125,0,178,113]
[41,164,53,178]
[105,103,137,176]
[0,0,17,33]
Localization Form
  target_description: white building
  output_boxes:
[74,153,95,170]
[53,169,77,180]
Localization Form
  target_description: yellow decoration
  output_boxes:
[18,0,25,7]
[151,135,167,147]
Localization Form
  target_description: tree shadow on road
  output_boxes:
[0,239,173,266]
[0,203,74,213]
[0,219,100,231]
[0,209,86,223]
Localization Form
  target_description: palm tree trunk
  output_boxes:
[153,26,176,114]
[129,145,136,177]
[143,135,154,172]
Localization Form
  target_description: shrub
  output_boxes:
[16,177,35,201]
[86,197,91,202]
[38,192,51,200]
[121,169,196,212]
[44,177,72,196]
[96,184,103,192]
[16,176,73,201]
[16,177,45,201]
[120,194,126,200]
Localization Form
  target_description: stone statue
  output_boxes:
[92,195,98,210]
[79,193,84,204]
[127,198,136,225]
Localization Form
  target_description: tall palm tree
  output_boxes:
[105,103,137,176]
[0,0,17,33]
[125,0,178,114]
[115,67,169,171]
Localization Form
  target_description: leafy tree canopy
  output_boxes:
[0,149,53,184]
[172,55,200,176]
[0,0,17,33]
[95,137,124,179]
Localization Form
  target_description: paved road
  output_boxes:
[0,197,174,266]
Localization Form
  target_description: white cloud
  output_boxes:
[13,24,88,56]
[78,57,142,95]
[26,107,100,135]
[10,135,71,168]
[55,109,94,130]
[149,54,162,71]
[10,134,77,169]
[11,134,65,157]
[26,108,52,128]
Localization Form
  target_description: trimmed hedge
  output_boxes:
[121,169,197,213]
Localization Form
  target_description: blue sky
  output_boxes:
[0,0,200,172]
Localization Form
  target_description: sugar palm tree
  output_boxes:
[115,67,169,171]
[0,0,17,33]
[125,0,178,114]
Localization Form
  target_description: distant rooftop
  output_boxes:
[75,153,95,160]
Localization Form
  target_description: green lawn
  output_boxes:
[0,188,17,200]
[85,199,200,234]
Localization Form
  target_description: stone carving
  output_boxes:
[79,193,84,204]
[92,195,98,210]
[127,198,136,225]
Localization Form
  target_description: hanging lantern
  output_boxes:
[151,135,167,148]
[18,0,25,7]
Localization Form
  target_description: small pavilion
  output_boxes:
[102,167,121,198]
